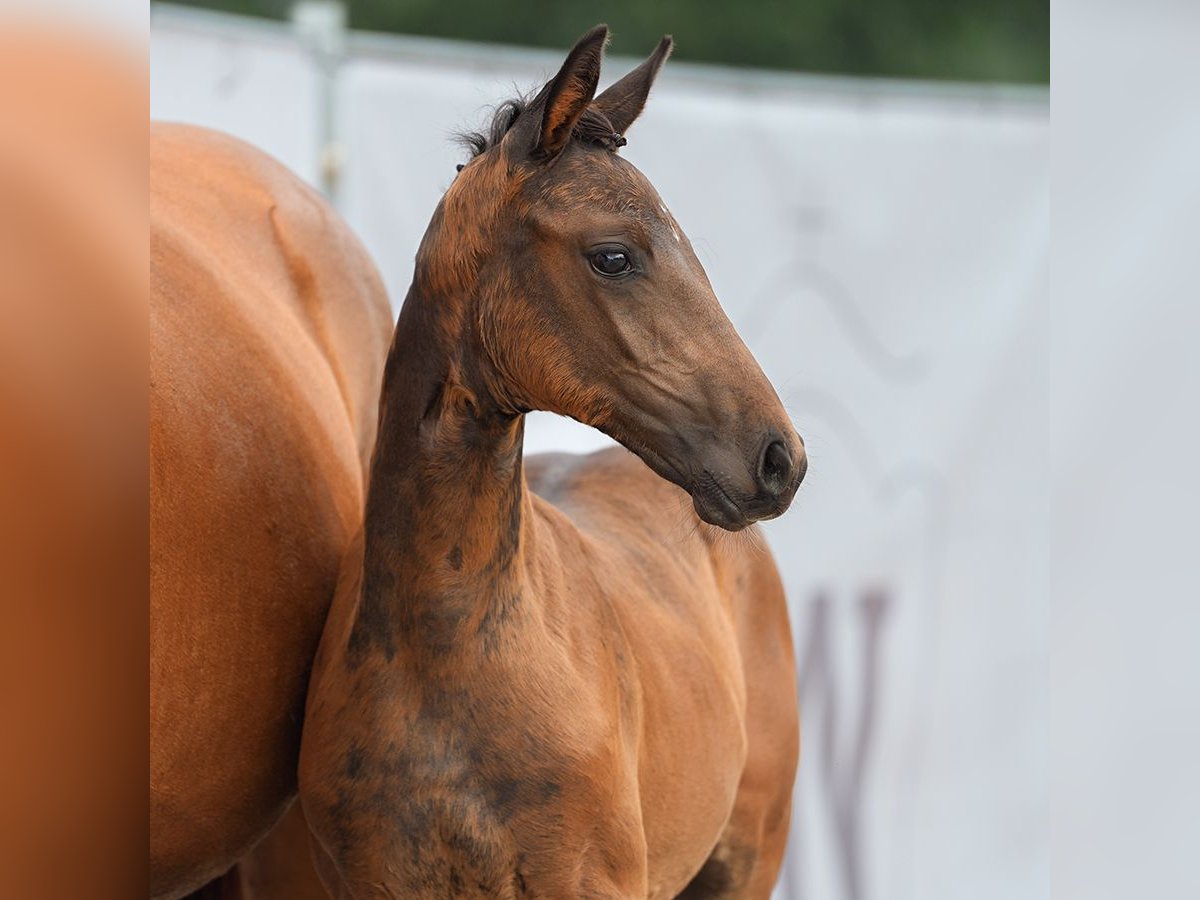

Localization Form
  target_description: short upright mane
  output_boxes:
[456,93,627,160]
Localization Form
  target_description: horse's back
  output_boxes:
[150,124,391,898]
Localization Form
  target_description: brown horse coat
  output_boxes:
[300,27,803,899]
[150,124,392,899]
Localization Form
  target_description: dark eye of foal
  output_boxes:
[589,247,633,278]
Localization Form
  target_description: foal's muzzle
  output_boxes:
[690,431,806,531]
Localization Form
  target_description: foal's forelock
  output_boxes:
[456,95,627,164]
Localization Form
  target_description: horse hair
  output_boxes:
[455,92,627,161]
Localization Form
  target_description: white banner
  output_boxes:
[151,8,1049,898]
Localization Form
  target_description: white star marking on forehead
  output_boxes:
[659,202,681,243]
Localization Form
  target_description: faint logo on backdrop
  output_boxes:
[780,589,890,900]
[774,466,947,900]
[741,171,950,900]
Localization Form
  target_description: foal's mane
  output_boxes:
[455,92,626,160]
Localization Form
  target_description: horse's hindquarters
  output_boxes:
[149,312,355,892]
[149,124,391,899]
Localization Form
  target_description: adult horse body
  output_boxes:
[300,28,804,898]
[150,124,392,898]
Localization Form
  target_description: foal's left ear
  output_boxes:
[592,35,673,135]
[528,24,608,160]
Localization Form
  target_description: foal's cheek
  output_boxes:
[525,335,583,416]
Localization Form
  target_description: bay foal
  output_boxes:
[300,27,805,898]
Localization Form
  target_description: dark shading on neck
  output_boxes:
[348,282,529,665]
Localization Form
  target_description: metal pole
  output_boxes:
[291,0,347,204]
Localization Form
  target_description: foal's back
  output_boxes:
[527,447,799,896]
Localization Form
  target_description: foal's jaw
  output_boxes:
[589,328,806,532]
[610,402,807,532]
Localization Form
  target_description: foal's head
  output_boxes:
[424,25,805,530]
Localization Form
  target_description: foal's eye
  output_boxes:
[589,248,633,278]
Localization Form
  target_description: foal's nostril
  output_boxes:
[759,439,793,496]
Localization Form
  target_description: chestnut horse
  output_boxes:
[300,27,804,899]
[150,124,392,898]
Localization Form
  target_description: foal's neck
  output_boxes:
[352,278,533,664]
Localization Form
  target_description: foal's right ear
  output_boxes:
[592,35,673,136]
[524,24,608,161]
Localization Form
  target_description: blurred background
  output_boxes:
[157,0,1048,83]
[150,2,1048,898]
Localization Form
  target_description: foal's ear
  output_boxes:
[592,35,673,135]
[528,24,608,160]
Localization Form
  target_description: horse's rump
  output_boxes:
[149,124,391,898]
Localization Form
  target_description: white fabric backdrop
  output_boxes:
[151,7,1049,898]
